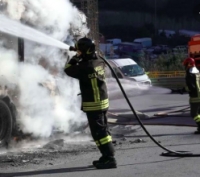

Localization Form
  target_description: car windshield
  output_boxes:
[119,64,145,77]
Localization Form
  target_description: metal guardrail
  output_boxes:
[146,71,185,89]
[148,71,185,78]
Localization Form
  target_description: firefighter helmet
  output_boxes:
[75,37,95,55]
[183,57,196,68]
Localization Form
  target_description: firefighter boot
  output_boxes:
[95,156,117,169]
[194,123,200,134]
[92,142,114,166]
[92,144,113,166]
[94,142,117,169]
[93,156,106,166]
[93,146,104,166]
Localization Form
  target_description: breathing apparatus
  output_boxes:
[68,37,200,157]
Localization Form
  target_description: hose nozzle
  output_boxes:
[69,46,77,51]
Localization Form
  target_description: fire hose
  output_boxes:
[68,46,200,157]
[99,55,200,157]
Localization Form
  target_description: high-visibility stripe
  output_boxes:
[99,135,112,145]
[91,78,100,102]
[83,103,109,111]
[83,104,109,109]
[190,97,200,103]
[83,104,109,108]
[65,64,71,69]
[196,74,200,97]
[91,78,97,102]
[189,74,200,103]
[82,99,109,106]
[95,78,100,101]
[82,99,109,111]
[194,115,200,123]
[95,136,112,146]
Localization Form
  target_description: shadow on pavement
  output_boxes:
[125,132,195,138]
[120,157,182,167]
[109,104,189,113]
[118,142,200,151]
[109,105,189,114]
[0,166,96,177]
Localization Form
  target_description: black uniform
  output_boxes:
[64,54,115,161]
[185,71,200,130]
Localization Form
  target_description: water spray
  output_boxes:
[0,15,70,50]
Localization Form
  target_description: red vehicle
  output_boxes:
[188,34,200,69]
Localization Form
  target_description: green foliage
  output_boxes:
[138,52,186,71]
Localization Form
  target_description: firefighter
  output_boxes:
[64,37,117,169]
[183,57,200,134]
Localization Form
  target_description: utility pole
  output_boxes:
[154,0,157,36]
[18,38,24,62]
[70,0,99,50]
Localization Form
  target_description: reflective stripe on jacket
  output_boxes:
[64,55,109,112]
[185,72,200,103]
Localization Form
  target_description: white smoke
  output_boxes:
[0,43,19,92]
[0,0,89,138]
[4,0,25,20]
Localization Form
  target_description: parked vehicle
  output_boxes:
[99,43,113,55]
[115,43,145,61]
[106,38,122,45]
[133,38,152,48]
[106,58,151,86]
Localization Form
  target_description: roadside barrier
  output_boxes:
[150,77,185,89]
[147,71,185,89]
[148,71,185,78]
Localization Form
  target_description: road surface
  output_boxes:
[1,86,200,177]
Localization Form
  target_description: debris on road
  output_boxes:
[129,139,146,144]
[43,139,64,150]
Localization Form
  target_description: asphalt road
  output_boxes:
[1,86,200,177]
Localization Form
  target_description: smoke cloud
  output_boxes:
[0,0,89,138]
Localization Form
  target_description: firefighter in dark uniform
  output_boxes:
[183,57,200,134]
[64,37,117,169]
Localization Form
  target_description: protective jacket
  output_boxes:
[64,54,109,112]
[185,71,200,103]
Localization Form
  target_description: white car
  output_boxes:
[106,58,151,86]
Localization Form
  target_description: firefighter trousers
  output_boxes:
[190,102,200,126]
[86,111,115,157]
